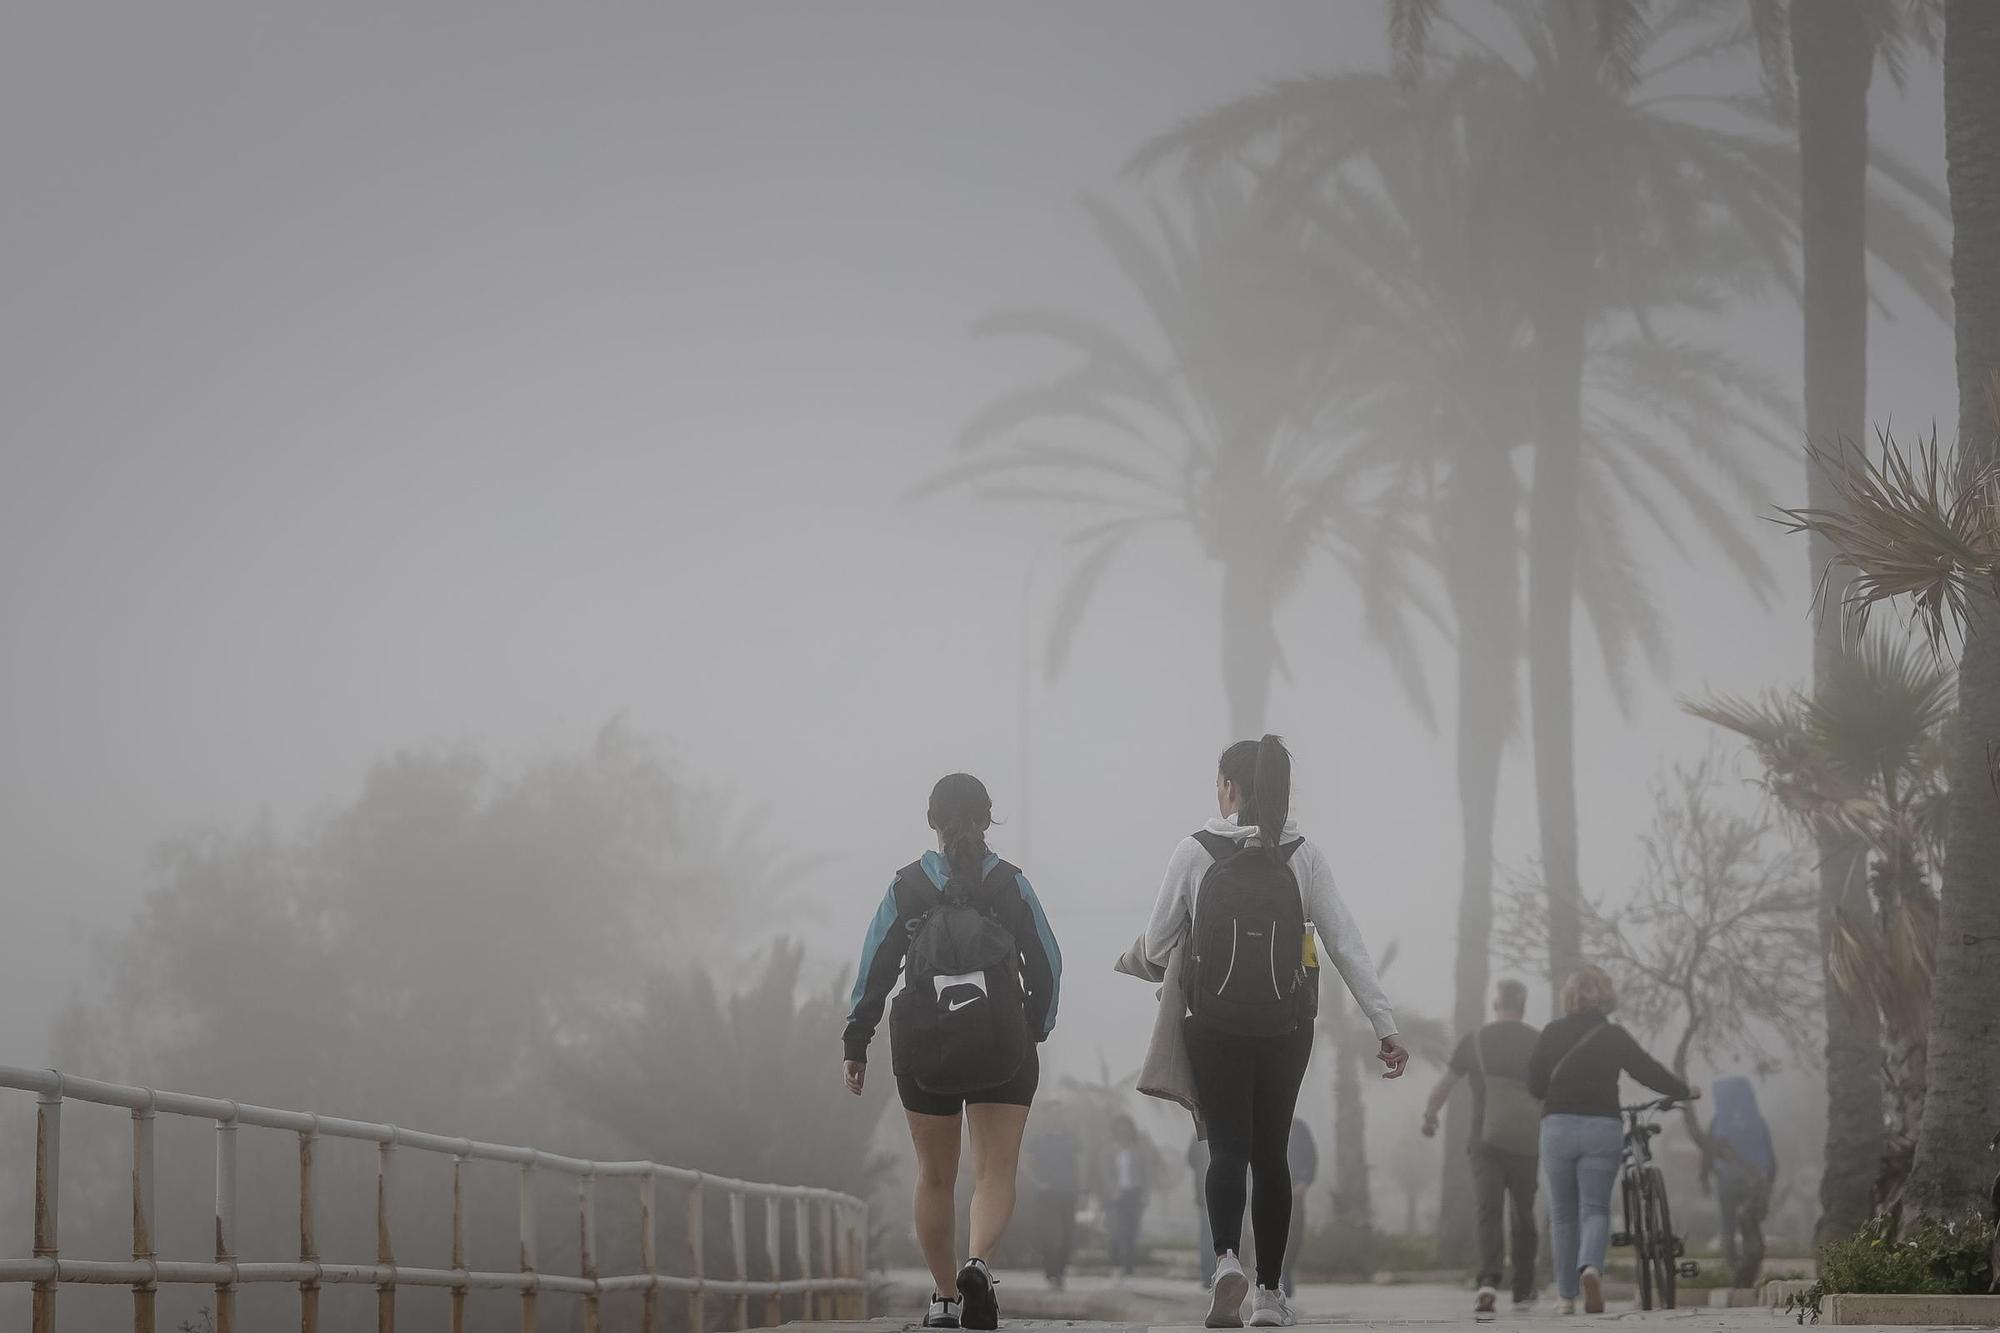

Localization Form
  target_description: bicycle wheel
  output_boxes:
[1628,1168,1654,1311]
[1646,1167,1677,1309]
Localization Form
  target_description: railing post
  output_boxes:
[850,1202,868,1319]
[376,1132,397,1333]
[793,1197,812,1323]
[762,1196,783,1327]
[33,1080,61,1333]
[450,1153,468,1333]
[815,1199,834,1322]
[132,1094,157,1333]
[687,1177,705,1333]
[579,1168,600,1333]
[299,1126,319,1333]
[639,1171,660,1333]
[518,1162,538,1333]
[729,1190,748,1331]
[214,1110,238,1333]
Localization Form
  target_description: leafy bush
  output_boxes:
[1789,1214,1996,1322]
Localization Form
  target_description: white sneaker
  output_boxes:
[924,1294,963,1328]
[1207,1251,1249,1329]
[1554,1298,1577,1316]
[1579,1266,1604,1315]
[1475,1285,1498,1314]
[1248,1287,1297,1327]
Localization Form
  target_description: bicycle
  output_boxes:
[1610,1096,1699,1309]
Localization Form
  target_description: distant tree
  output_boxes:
[48,721,794,1330]
[1496,753,1821,1090]
[1321,942,1451,1236]
[918,183,1439,739]
[1687,629,1953,1205]
[557,940,891,1194]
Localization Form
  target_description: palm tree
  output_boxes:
[1130,4,1827,1255]
[1902,0,2000,1219]
[1744,0,1949,1244]
[1687,629,1953,1205]
[1323,942,1451,1236]
[917,183,1439,739]
[1134,0,1801,994]
[1279,91,1807,1256]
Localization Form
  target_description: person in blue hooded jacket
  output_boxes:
[842,773,1062,1331]
[1701,1077,1776,1286]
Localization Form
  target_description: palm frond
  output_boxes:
[1775,426,2000,652]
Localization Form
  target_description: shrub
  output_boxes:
[1789,1214,1996,1323]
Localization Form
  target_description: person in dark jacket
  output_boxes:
[842,774,1063,1330]
[1526,965,1698,1315]
[1702,1077,1775,1287]
[1422,978,1541,1312]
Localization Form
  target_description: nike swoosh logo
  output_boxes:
[948,996,981,1012]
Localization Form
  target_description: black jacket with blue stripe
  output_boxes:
[843,850,1062,1064]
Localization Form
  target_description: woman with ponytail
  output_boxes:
[1142,736,1407,1328]
[843,773,1062,1330]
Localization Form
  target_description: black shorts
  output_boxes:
[897,1045,1040,1118]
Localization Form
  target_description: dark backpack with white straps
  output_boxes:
[1184,831,1311,1037]
[889,859,1030,1095]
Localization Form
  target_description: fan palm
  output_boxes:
[916,182,1439,739]
[1686,629,1953,1204]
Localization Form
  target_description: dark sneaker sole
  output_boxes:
[1580,1271,1604,1315]
[958,1263,999,1331]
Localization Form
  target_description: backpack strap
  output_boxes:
[1191,830,1238,862]
[969,859,1019,909]
[891,860,933,912]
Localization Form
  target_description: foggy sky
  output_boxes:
[0,2,1958,1099]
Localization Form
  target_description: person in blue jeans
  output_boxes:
[1526,965,1698,1315]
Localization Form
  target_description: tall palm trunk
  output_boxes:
[1333,1013,1374,1231]
[1221,557,1280,741]
[1527,14,1593,1003]
[1871,840,1936,1208]
[1529,285,1589,1002]
[1793,0,1890,1245]
[1438,445,1520,1263]
[1902,0,2000,1222]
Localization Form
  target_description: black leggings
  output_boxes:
[1184,1017,1313,1289]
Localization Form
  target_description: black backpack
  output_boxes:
[888,859,1031,1095]
[1184,831,1310,1037]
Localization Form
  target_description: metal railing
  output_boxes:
[0,1065,868,1333]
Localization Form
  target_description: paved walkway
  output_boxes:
[852,1274,1811,1332]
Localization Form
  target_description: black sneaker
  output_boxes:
[958,1258,999,1331]
[924,1294,963,1328]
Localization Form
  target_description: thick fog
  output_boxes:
[0,3,1969,1319]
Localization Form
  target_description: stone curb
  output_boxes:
[1823,1292,2000,1326]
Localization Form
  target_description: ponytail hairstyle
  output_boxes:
[1218,734,1293,858]
[927,773,994,881]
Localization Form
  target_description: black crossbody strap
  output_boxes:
[1549,1023,1611,1086]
